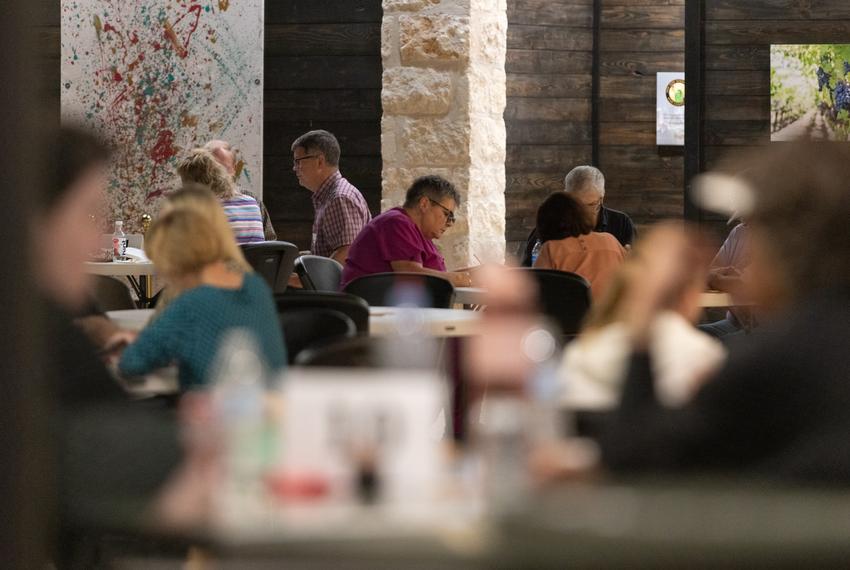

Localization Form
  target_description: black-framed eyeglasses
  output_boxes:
[293,154,319,167]
[429,198,456,224]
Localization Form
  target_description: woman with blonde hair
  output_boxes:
[160,184,251,272]
[176,148,265,244]
[118,202,286,390]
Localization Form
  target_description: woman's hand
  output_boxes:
[99,329,139,362]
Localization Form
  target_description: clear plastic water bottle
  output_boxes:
[112,220,128,261]
[211,330,269,501]
[530,240,542,266]
[380,278,437,369]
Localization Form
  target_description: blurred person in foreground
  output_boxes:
[598,142,850,482]
[176,148,265,244]
[37,128,183,564]
[118,193,286,391]
[532,192,626,300]
[340,175,475,289]
[559,248,726,411]
[204,139,277,240]
[520,165,636,266]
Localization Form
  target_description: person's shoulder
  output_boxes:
[224,193,259,206]
[243,270,270,291]
[374,208,417,234]
[603,206,635,225]
[589,231,625,250]
[329,189,368,210]
[335,177,369,202]
[239,189,262,203]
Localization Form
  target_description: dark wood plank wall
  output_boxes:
[598,0,685,226]
[264,1,383,249]
[505,0,594,255]
[699,1,850,232]
[702,1,850,165]
[505,0,685,255]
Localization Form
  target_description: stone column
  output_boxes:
[381,0,507,268]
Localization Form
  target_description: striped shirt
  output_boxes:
[311,171,371,257]
[221,194,265,244]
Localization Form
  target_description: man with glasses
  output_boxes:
[520,165,636,266]
[340,175,474,289]
[291,130,371,264]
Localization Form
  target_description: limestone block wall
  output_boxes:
[381,0,507,268]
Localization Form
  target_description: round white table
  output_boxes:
[108,306,483,338]
[368,307,481,337]
[455,287,740,309]
[85,260,156,276]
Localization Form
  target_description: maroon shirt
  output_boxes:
[341,207,446,289]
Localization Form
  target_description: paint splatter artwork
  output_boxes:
[61,0,263,232]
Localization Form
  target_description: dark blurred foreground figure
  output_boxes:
[38,128,181,565]
[601,142,850,482]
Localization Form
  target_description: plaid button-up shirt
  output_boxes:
[311,171,371,257]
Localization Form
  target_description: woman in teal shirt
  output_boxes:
[119,191,285,389]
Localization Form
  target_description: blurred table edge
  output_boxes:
[85,260,156,276]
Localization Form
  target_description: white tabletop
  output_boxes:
[368,306,481,337]
[85,260,156,276]
[456,287,738,309]
[107,306,483,338]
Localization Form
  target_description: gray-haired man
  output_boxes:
[291,129,371,264]
[520,165,636,266]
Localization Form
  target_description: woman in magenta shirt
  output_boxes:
[341,175,473,289]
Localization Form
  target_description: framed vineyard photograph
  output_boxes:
[771,44,850,142]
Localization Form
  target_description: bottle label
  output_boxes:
[113,237,129,258]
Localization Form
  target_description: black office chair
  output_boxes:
[343,272,455,308]
[240,241,298,294]
[295,255,344,292]
[91,275,137,311]
[275,291,370,334]
[279,309,356,365]
[520,268,592,337]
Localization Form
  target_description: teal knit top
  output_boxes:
[119,272,286,389]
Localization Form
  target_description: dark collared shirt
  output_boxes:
[520,205,636,267]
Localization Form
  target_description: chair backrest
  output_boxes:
[275,291,370,334]
[294,336,378,367]
[342,272,455,308]
[91,275,136,311]
[295,255,344,292]
[520,268,592,337]
[279,309,356,365]
[240,241,299,294]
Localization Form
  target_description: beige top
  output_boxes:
[533,232,625,299]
